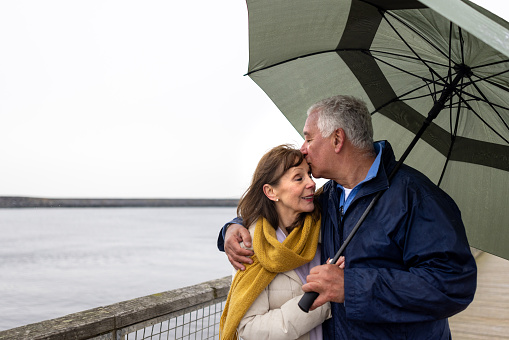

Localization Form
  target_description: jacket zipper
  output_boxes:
[339,205,344,245]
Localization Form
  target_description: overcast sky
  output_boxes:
[0,1,506,199]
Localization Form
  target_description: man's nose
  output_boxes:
[300,143,307,154]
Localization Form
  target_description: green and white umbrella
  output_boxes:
[245,0,509,260]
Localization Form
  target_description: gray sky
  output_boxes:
[0,1,505,199]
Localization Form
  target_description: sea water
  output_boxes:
[0,207,236,331]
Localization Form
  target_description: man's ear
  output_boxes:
[263,184,278,202]
[333,128,345,153]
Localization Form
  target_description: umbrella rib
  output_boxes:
[430,68,438,103]
[453,87,509,144]
[456,70,509,111]
[470,59,509,71]
[370,82,443,114]
[400,91,437,102]
[368,50,456,109]
[382,11,452,80]
[366,67,462,113]
[449,58,509,137]
[465,76,509,135]
[368,51,447,87]
[247,50,509,78]
[438,89,462,186]
[452,87,462,137]
[245,50,343,75]
[449,22,455,82]
[369,49,450,69]
[451,89,509,113]
[444,98,504,111]
[402,89,446,102]
[468,70,509,93]
[459,26,466,66]
[246,45,471,77]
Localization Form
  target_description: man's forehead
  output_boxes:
[303,118,318,136]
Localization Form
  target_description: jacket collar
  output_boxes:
[323,140,397,221]
[341,140,396,203]
[354,140,394,198]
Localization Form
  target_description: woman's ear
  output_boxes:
[263,184,278,202]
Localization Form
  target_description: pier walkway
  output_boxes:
[449,252,509,339]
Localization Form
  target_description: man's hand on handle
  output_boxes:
[224,223,254,271]
[301,257,346,310]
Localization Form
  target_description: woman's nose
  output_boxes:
[307,177,316,189]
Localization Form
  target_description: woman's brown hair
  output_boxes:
[237,144,320,230]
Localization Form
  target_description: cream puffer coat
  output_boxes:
[236,224,331,340]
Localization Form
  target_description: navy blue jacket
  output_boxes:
[218,141,477,339]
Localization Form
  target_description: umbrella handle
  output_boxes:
[298,291,319,312]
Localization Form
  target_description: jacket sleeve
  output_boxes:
[217,216,244,252]
[238,289,331,340]
[344,192,477,323]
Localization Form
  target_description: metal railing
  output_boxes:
[0,276,231,340]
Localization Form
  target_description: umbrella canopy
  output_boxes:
[245,0,509,260]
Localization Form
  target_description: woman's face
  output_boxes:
[272,160,316,224]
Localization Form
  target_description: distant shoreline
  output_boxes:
[0,196,239,208]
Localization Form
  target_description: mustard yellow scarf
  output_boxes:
[219,215,321,340]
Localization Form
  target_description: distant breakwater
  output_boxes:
[0,197,239,208]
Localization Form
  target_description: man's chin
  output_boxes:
[311,170,321,178]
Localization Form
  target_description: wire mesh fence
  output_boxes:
[119,298,226,340]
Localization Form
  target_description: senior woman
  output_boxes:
[219,145,343,340]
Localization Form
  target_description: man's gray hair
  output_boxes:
[307,95,374,150]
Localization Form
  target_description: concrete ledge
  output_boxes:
[0,197,239,208]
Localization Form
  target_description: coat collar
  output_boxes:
[283,269,303,284]
[322,140,397,222]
